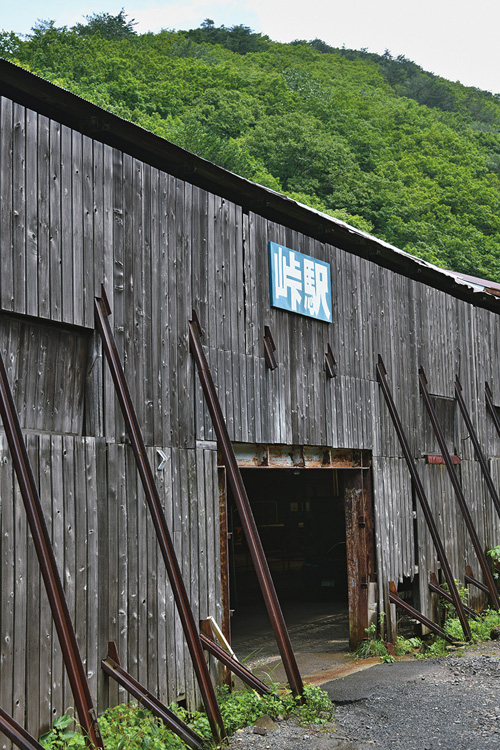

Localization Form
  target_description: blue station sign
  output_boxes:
[268,241,332,323]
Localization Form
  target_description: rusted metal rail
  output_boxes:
[0,709,46,750]
[465,565,491,595]
[388,583,455,643]
[199,633,270,695]
[0,349,104,748]
[485,382,500,438]
[428,572,480,620]
[189,311,304,698]
[419,367,499,609]
[94,289,225,744]
[455,378,500,520]
[376,356,471,640]
[101,644,204,750]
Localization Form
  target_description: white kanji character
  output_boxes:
[273,247,303,311]
[303,258,316,308]
[304,260,331,321]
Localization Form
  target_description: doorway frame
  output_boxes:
[219,445,375,650]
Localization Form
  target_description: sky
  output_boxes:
[2,0,500,95]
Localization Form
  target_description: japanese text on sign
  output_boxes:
[268,242,332,323]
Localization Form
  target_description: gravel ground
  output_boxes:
[227,640,500,750]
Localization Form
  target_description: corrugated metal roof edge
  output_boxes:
[2,57,499,314]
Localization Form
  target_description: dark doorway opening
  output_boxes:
[228,468,352,664]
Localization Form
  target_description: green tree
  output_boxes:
[72,10,137,40]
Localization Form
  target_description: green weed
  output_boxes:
[39,713,85,750]
[487,545,500,581]
[40,681,334,750]
[445,607,500,642]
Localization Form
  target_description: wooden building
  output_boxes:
[1,57,500,740]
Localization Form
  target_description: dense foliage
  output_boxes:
[3,14,500,279]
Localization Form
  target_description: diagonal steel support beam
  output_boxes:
[428,572,480,620]
[0,349,104,748]
[189,311,304,698]
[199,633,270,695]
[94,289,225,744]
[455,378,500,521]
[376,356,471,640]
[388,582,455,643]
[0,708,46,750]
[465,564,491,595]
[419,367,499,609]
[101,644,204,750]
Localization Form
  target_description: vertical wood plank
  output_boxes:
[125,445,139,679]
[73,439,88,697]
[61,125,74,324]
[96,438,109,713]
[12,102,26,315]
[92,140,105,301]
[85,439,99,702]
[137,467,148,689]
[37,115,50,320]
[146,448,158,701]
[62,436,76,709]
[38,435,53,730]
[142,165,154,445]
[0,437,15,727]
[158,171,171,448]
[12,451,27,727]
[167,175,179,447]
[50,435,64,721]
[25,436,41,737]
[71,130,84,327]
[82,135,94,328]
[25,107,38,319]
[49,119,62,322]
[177,181,193,449]
[0,97,13,312]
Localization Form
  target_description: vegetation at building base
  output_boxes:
[2,13,500,280]
[39,682,333,750]
[355,576,500,663]
[354,619,423,663]
[487,544,500,579]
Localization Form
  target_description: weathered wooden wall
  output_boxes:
[0,431,220,740]
[2,91,500,739]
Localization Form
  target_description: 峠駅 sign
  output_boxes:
[268,242,332,322]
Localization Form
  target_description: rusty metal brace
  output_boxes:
[376,356,471,640]
[465,565,491,595]
[101,644,204,750]
[455,378,500,521]
[0,708,46,750]
[94,289,226,744]
[189,311,304,698]
[419,367,499,610]
[0,349,104,749]
[388,582,455,644]
[199,633,270,695]
[428,572,480,620]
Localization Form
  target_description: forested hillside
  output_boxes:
[2,13,500,280]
